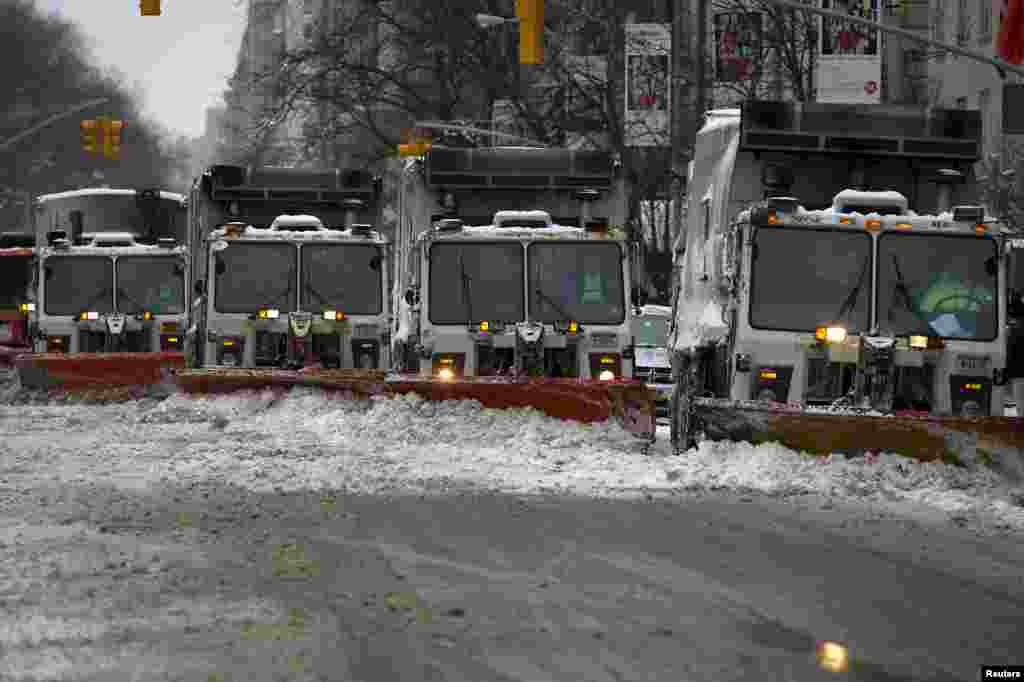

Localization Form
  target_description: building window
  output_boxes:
[957,0,971,45]
[933,0,948,60]
[1004,84,1024,134]
[978,0,993,43]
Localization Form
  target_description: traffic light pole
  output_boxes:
[0,98,110,153]
[749,0,1024,80]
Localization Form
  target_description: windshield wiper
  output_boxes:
[459,255,475,325]
[834,255,870,324]
[79,286,112,314]
[116,287,147,313]
[887,254,929,334]
[534,286,575,324]
[303,279,331,307]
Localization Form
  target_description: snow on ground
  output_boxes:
[0,380,1021,533]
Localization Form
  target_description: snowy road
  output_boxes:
[0,386,1022,680]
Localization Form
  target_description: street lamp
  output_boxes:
[475,13,519,29]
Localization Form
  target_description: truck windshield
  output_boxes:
[0,255,31,308]
[37,193,184,241]
[214,242,297,314]
[429,243,524,324]
[301,244,383,315]
[43,256,114,316]
[528,242,625,325]
[633,316,669,347]
[749,227,872,334]
[116,256,186,315]
[877,232,998,341]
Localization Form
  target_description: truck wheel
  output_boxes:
[670,352,698,455]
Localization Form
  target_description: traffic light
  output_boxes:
[516,0,544,65]
[81,119,99,154]
[398,141,431,157]
[103,119,124,160]
[140,0,161,16]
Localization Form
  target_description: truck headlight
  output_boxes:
[815,325,847,344]
[19,302,34,314]
[598,369,615,381]
[79,311,99,321]
[257,308,280,319]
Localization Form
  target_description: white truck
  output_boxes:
[391,146,645,382]
[29,188,188,354]
[669,100,1021,457]
[186,165,390,370]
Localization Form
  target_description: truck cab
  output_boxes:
[30,188,188,354]
[0,232,35,350]
[392,146,642,380]
[672,100,1008,419]
[187,165,389,370]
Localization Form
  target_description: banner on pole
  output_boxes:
[714,12,762,82]
[816,0,882,104]
[624,23,670,147]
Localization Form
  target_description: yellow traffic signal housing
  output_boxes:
[81,119,99,154]
[516,0,544,65]
[398,141,431,157]
[140,0,161,16]
[103,119,124,160]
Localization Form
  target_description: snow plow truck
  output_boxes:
[0,231,35,364]
[388,146,656,439]
[15,188,188,392]
[180,165,389,373]
[669,100,1023,461]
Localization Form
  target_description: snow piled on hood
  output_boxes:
[1,386,1020,532]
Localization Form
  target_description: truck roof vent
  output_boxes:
[765,197,800,213]
[270,214,325,231]
[88,232,137,247]
[494,210,552,228]
[832,189,908,215]
[435,218,464,232]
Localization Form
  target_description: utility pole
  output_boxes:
[668,0,690,258]
[758,0,1024,80]
[0,98,110,153]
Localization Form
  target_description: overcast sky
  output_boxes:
[36,0,248,139]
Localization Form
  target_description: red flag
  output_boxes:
[998,0,1024,64]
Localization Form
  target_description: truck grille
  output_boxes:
[638,367,672,384]
[590,332,618,349]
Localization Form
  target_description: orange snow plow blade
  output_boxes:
[693,397,1024,463]
[0,345,29,366]
[14,352,185,397]
[174,369,657,438]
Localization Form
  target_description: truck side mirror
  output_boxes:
[194,279,205,295]
[404,289,419,306]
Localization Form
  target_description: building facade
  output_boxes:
[921,0,1021,161]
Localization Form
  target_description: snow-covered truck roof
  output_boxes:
[208,217,387,245]
[37,188,186,203]
[737,195,1001,234]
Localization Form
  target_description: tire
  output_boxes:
[669,352,696,455]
